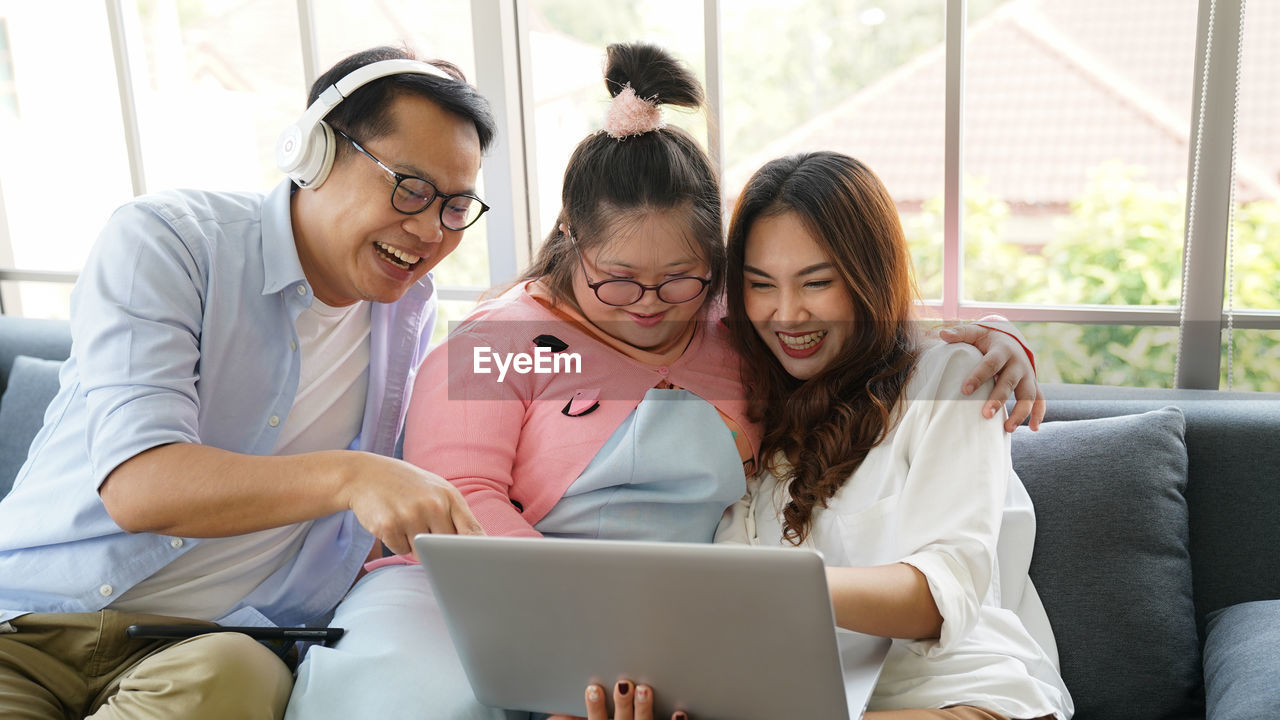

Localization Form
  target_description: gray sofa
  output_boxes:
[0,315,72,496]
[1,313,1277,720]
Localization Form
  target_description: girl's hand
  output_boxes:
[940,323,1045,432]
[547,681,688,720]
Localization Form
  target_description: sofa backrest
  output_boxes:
[0,315,72,397]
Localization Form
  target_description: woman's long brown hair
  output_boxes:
[726,152,921,545]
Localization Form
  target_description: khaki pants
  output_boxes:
[0,611,292,720]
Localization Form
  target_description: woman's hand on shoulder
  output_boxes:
[547,681,688,720]
[938,322,1045,432]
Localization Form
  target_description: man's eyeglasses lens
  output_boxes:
[593,277,708,306]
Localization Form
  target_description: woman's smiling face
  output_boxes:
[742,211,857,380]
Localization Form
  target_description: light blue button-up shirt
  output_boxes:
[0,180,436,627]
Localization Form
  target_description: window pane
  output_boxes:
[0,280,72,321]
[0,18,18,118]
[1226,2,1280,313]
[963,0,1199,306]
[525,0,707,245]
[311,1,478,80]
[0,4,132,318]
[1226,200,1279,312]
[1019,321,1180,388]
[1221,328,1280,393]
[126,0,305,192]
[721,0,952,299]
[434,298,486,346]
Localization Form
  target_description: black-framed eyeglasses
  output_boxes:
[572,237,709,307]
[334,128,489,231]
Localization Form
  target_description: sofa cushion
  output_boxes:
[1203,599,1280,720]
[1039,384,1280,632]
[0,355,64,497]
[1011,407,1200,720]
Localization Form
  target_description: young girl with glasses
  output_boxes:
[287,43,1041,720]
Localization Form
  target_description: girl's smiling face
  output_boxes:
[571,208,710,352]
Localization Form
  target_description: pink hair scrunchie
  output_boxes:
[603,84,665,139]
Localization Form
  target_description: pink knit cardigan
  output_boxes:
[403,285,760,537]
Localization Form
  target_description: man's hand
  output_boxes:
[939,324,1045,432]
[340,454,485,556]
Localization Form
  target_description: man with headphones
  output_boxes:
[0,46,496,719]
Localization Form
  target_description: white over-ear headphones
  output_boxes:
[275,58,452,189]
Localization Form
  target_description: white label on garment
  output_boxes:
[472,346,582,383]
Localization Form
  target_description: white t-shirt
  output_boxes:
[110,300,371,621]
[715,342,1074,719]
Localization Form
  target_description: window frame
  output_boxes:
[0,0,1272,390]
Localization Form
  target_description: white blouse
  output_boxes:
[715,342,1074,719]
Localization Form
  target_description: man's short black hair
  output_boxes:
[308,46,496,154]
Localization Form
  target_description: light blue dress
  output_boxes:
[285,388,745,720]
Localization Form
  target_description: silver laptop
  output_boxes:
[414,534,890,720]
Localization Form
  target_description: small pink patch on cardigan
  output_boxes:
[565,388,601,416]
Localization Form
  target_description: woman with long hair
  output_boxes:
[715,151,1073,720]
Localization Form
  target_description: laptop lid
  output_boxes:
[413,534,890,720]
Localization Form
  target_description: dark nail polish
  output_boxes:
[674,712,688,720]
[617,681,631,695]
